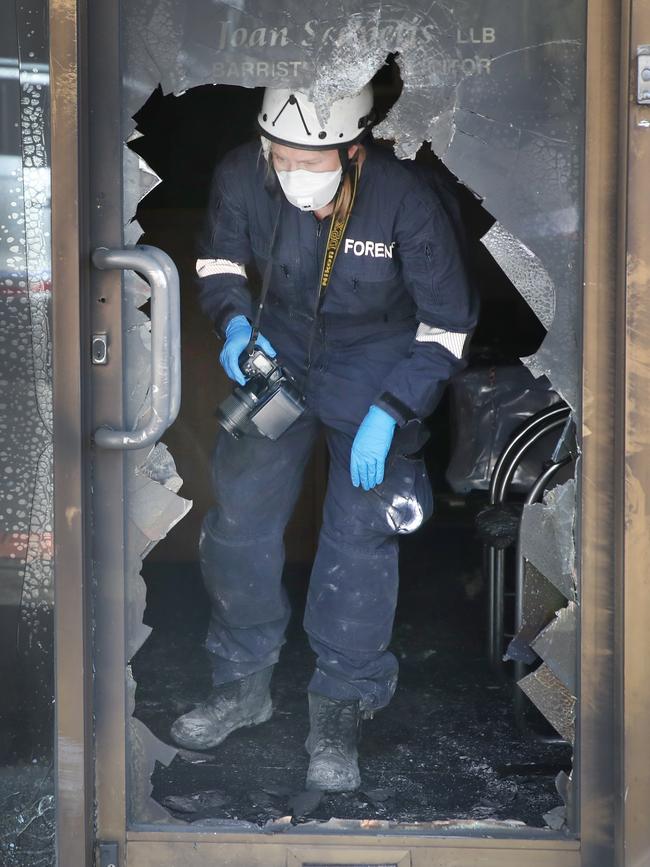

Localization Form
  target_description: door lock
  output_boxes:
[92,332,109,365]
[97,841,119,867]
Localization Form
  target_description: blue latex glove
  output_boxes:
[220,315,276,386]
[350,405,397,490]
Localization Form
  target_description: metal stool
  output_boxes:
[485,403,572,667]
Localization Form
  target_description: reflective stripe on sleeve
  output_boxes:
[196,258,246,278]
[415,324,467,358]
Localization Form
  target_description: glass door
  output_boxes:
[86,1,604,864]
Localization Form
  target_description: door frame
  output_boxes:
[51,1,93,866]
[616,0,650,863]
[50,0,645,862]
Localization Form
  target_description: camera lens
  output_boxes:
[216,390,256,437]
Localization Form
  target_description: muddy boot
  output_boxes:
[170,666,273,750]
[305,692,361,792]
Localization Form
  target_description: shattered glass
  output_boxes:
[531,602,577,696]
[521,479,577,602]
[518,663,576,745]
[504,561,567,665]
[117,0,585,828]
[122,0,585,411]
[0,0,54,864]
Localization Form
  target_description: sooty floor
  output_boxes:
[132,523,571,828]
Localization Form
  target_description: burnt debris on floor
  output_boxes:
[132,517,571,828]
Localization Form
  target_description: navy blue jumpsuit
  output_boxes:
[197,140,478,713]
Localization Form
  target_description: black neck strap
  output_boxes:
[247,197,283,354]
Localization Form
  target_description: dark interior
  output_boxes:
[129,59,572,827]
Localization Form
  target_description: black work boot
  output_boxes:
[170,666,273,750]
[305,692,361,792]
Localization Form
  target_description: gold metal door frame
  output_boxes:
[577,0,626,861]
[51,1,93,866]
[618,0,650,863]
[124,836,580,867]
[49,0,647,862]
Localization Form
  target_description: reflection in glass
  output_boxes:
[0,1,54,864]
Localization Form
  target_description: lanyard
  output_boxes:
[318,161,359,296]
[302,162,360,390]
[249,161,358,350]
[247,162,360,388]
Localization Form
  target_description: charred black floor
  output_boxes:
[133,520,571,828]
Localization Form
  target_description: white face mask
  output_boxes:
[275,167,342,212]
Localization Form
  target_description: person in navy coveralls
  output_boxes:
[171,83,478,792]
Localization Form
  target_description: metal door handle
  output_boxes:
[146,245,181,428]
[92,245,181,449]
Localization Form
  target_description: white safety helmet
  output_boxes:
[257,84,374,149]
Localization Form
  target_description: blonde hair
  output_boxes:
[333,144,364,223]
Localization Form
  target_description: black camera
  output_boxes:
[216,349,305,440]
